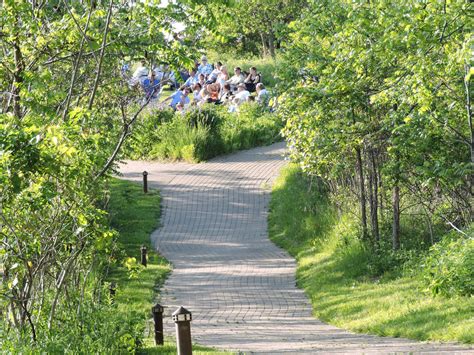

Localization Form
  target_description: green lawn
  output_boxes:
[268,164,474,344]
[108,179,233,354]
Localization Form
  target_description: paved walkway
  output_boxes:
[120,142,472,354]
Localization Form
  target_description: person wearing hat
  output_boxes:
[197,55,213,78]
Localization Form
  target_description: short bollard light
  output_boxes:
[140,245,147,267]
[172,306,193,355]
[142,171,148,193]
[109,282,116,303]
[151,303,164,345]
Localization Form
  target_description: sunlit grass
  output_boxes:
[269,164,474,344]
[207,52,279,89]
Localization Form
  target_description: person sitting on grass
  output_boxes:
[226,67,245,92]
[142,70,160,101]
[132,59,149,85]
[162,86,191,110]
[206,82,221,104]
[256,83,269,106]
[219,83,233,104]
[233,83,250,105]
[184,69,198,87]
[198,87,210,106]
[192,83,203,105]
[206,61,222,84]
[176,102,185,112]
[217,66,229,87]
[197,55,213,78]
[244,66,261,93]
[198,73,206,87]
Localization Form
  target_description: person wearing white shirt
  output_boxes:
[206,61,222,84]
[217,66,229,87]
[256,83,269,106]
[192,83,203,105]
[131,59,149,85]
[226,67,245,91]
[233,83,250,105]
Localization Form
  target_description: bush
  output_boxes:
[124,108,175,159]
[123,104,284,162]
[1,294,145,353]
[421,229,474,297]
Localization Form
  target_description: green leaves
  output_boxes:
[278,0,472,252]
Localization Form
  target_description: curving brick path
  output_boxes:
[120,142,472,354]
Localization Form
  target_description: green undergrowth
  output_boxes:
[268,164,474,344]
[140,341,233,355]
[207,53,279,89]
[108,179,232,354]
[107,179,170,351]
[124,104,283,162]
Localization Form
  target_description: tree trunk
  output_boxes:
[260,33,268,57]
[62,3,94,120]
[268,32,276,58]
[13,39,24,119]
[88,0,113,110]
[368,150,379,242]
[465,65,473,191]
[392,184,400,250]
[356,147,368,238]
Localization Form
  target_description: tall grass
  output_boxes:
[207,51,279,88]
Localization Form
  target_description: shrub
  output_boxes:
[0,294,145,353]
[124,108,175,159]
[421,229,474,297]
[185,105,222,129]
[123,104,283,162]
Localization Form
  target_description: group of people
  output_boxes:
[126,55,269,112]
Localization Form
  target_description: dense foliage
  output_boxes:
[279,0,473,257]
[0,0,225,350]
[1,0,472,349]
[124,105,283,162]
[202,0,305,57]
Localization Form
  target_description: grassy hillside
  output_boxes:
[268,165,474,343]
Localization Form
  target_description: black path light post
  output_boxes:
[172,306,193,355]
[151,303,164,345]
[140,245,147,267]
[142,171,148,193]
[109,282,116,303]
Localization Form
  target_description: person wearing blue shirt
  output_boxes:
[163,87,191,110]
[184,69,198,87]
[142,71,160,100]
[197,56,213,77]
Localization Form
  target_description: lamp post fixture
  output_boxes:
[172,306,193,355]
